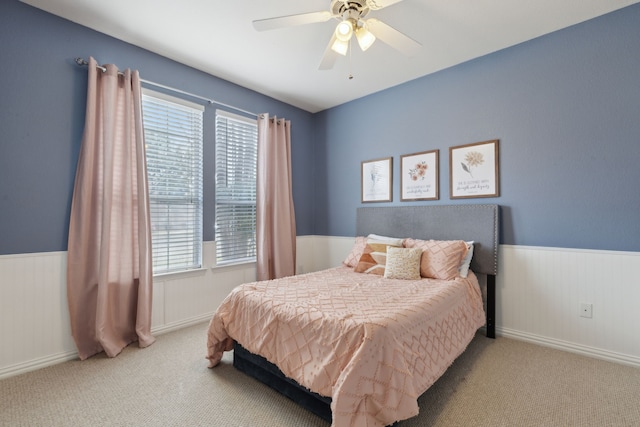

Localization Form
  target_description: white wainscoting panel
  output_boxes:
[2,239,639,379]
[0,251,76,379]
[295,235,354,273]
[0,241,256,379]
[498,245,640,366]
[295,235,315,274]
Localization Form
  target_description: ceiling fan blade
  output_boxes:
[318,34,340,70]
[366,18,421,56]
[367,0,405,11]
[253,10,333,31]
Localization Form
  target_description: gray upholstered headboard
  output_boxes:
[356,204,500,276]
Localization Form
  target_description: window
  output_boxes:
[142,89,204,274]
[215,110,258,265]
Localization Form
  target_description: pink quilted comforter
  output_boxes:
[207,266,485,427]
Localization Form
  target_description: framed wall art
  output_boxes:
[400,150,439,201]
[449,139,500,199]
[361,157,392,203]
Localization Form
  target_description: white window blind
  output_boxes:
[142,89,204,274]
[215,110,258,265]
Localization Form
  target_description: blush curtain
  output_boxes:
[256,114,296,280]
[67,57,155,360]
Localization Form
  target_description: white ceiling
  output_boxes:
[22,0,639,113]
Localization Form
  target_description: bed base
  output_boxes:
[233,342,333,423]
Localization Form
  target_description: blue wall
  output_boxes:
[314,4,640,252]
[2,1,639,255]
[0,0,315,255]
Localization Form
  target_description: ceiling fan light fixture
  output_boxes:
[334,20,353,42]
[331,38,349,56]
[355,24,376,51]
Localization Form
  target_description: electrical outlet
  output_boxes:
[580,302,593,318]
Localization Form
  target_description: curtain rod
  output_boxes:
[74,57,258,118]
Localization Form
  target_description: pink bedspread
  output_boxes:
[207,266,485,427]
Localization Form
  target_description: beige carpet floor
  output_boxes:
[1,322,639,427]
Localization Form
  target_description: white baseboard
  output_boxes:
[0,312,215,380]
[151,312,213,336]
[0,350,78,380]
[498,327,640,368]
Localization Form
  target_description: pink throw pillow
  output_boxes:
[404,238,468,280]
[343,236,367,268]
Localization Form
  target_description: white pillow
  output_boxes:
[458,241,474,278]
[366,233,404,247]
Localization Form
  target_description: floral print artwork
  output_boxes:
[461,151,484,178]
[401,151,438,201]
[408,161,428,181]
[450,140,499,199]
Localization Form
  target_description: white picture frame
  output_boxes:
[400,150,439,201]
[361,157,392,203]
[449,139,500,199]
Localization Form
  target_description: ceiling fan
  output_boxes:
[252,0,422,70]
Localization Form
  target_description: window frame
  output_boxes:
[214,109,258,266]
[142,88,204,275]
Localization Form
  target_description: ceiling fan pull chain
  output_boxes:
[348,37,354,80]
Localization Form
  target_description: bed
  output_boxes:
[207,204,499,427]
